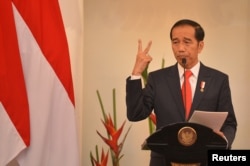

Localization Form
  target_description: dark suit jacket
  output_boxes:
[126,62,237,166]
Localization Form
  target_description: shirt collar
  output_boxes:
[178,61,200,79]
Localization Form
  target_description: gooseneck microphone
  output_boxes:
[182,58,187,67]
[182,58,187,120]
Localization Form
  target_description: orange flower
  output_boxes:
[149,112,156,125]
[90,148,109,166]
[97,114,126,157]
[94,89,131,166]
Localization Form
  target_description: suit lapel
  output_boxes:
[190,63,212,117]
[167,64,186,119]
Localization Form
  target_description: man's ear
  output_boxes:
[198,41,204,53]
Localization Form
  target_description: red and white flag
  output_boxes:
[0,0,30,165]
[0,0,80,165]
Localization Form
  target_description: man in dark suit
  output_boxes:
[126,19,237,166]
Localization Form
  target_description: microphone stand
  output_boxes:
[182,58,187,120]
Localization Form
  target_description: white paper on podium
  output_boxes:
[189,110,228,131]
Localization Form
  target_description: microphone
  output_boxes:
[182,58,186,67]
[182,58,187,120]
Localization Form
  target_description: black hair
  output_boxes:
[170,19,205,42]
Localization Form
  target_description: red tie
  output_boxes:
[182,70,193,120]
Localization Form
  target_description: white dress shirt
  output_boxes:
[178,61,200,100]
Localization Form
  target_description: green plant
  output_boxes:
[90,89,131,166]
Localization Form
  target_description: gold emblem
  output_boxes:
[178,126,197,146]
[171,162,200,166]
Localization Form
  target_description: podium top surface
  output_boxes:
[142,122,227,163]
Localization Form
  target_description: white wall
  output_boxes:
[82,0,250,165]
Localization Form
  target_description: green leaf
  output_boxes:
[141,66,148,85]
[96,90,107,122]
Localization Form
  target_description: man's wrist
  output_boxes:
[130,75,141,80]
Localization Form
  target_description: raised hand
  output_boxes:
[132,39,152,76]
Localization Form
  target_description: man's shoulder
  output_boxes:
[150,64,177,75]
[201,63,228,78]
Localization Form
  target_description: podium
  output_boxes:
[142,122,227,166]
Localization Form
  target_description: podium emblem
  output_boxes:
[178,126,197,146]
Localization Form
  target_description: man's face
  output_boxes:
[171,25,204,69]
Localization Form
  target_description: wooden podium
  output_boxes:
[142,122,227,166]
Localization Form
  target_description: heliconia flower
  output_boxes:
[94,89,131,166]
[90,148,109,166]
[149,112,156,125]
[97,114,126,156]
